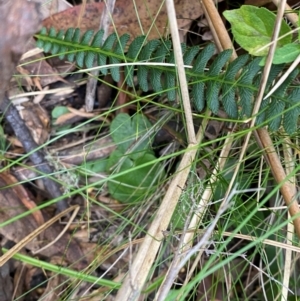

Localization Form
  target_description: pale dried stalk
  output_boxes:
[201,0,237,60]
[165,0,196,144]
[272,0,299,26]
[115,128,207,300]
[281,138,295,301]
[180,0,236,251]
[176,0,238,289]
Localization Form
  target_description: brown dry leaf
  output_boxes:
[38,273,66,301]
[19,51,63,88]
[0,175,87,270]
[42,0,204,40]
[0,173,44,227]
[0,249,13,301]
[18,102,50,145]
[0,0,42,100]
[17,38,67,87]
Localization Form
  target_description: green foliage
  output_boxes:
[223,5,292,56]
[51,106,72,131]
[224,5,300,65]
[36,27,299,134]
[107,113,164,203]
[51,105,70,118]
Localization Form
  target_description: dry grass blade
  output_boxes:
[165,0,196,144]
[281,138,295,301]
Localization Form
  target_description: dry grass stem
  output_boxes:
[165,0,196,144]
[281,138,295,301]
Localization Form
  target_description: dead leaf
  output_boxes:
[38,273,66,301]
[18,102,50,145]
[0,175,86,270]
[42,0,204,40]
[0,0,42,99]
[0,173,44,227]
[18,41,64,88]
[0,249,13,301]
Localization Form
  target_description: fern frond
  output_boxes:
[35,27,299,133]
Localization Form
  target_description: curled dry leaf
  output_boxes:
[42,0,204,40]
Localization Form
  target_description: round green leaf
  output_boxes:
[107,152,163,203]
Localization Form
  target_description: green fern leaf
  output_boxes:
[192,43,215,73]
[238,58,261,117]
[76,51,85,67]
[89,30,105,68]
[222,54,248,118]
[283,88,300,134]
[191,44,216,111]
[137,39,160,92]
[206,50,232,114]
[35,27,300,133]
[125,36,147,87]
[64,28,75,42]
[150,40,172,93]
[255,66,286,127]
[72,28,81,43]
[183,46,200,82]
[52,30,65,55]
[91,30,104,47]
[183,46,200,65]
[192,82,205,111]
[81,30,94,45]
[207,82,221,114]
[85,51,95,69]
[43,27,56,53]
[109,34,130,82]
[267,99,285,131]
[99,33,118,75]
[256,98,268,127]
[36,27,47,49]
[267,69,298,131]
